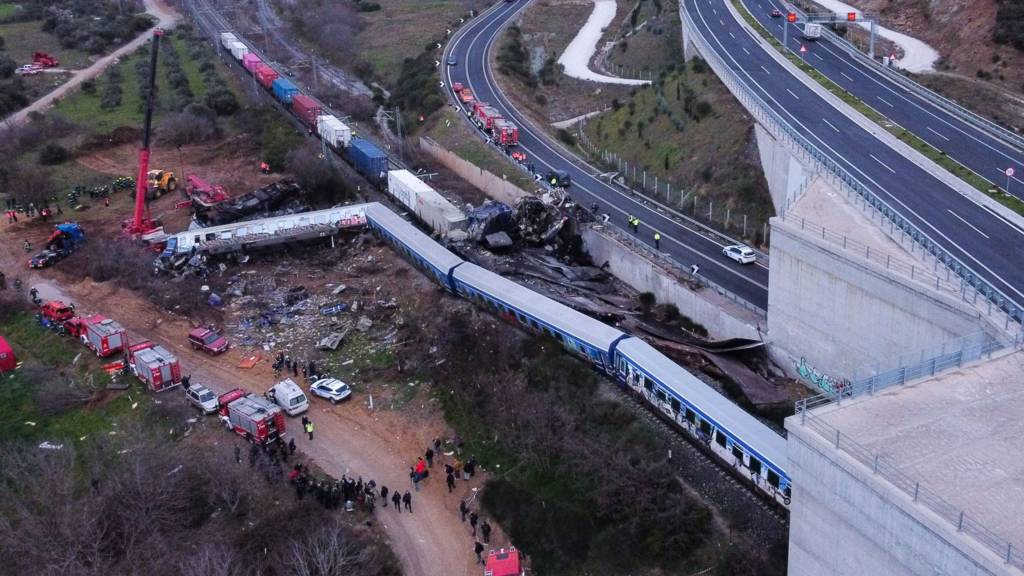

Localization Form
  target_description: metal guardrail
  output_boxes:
[783,2,1024,154]
[680,3,1024,334]
[794,333,1022,571]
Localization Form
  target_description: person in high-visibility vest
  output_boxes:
[654,232,661,249]
[304,419,315,441]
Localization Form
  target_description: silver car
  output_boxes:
[185,384,219,414]
[310,378,352,404]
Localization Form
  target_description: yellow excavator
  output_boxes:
[146,169,177,199]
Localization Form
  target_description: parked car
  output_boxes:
[187,327,230,355]
[185,384,219,414]
[16,64,41,76]
[28,250,61,269]
[722,244,757,264]
[310,377,352,404]
[267,378,309,416]
[770,8,783,17]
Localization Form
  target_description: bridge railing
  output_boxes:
[680,3,1024,334]
[782,2,1024,154]
[795,348,1023,571]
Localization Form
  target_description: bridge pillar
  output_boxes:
[754,123,811,216]
[680,11,697,62]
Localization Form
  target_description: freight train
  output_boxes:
[362,203,792,509]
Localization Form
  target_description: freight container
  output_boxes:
[474,104,503,131]
[271,77,300,104]
[242,52,262,73]
[347,138,389,182]
[255,64,279,89]
[79,315,127,357]
[229,41,248,61]
[493,119,519,146]
[387,170,468,235]
[220,32,238,50]
[291,94,322,129]
[127,341,182,392]
[317,115,352,149]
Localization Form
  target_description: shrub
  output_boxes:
[37,143,70,165]
[556,128,576,147]
[203,85,239,115]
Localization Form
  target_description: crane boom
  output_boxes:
[127,29,164,237]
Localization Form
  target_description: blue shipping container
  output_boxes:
[347,138,389,181]
[271,78,300,104]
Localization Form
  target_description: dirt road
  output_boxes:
[2,0,181,127]
[0,219,497,576]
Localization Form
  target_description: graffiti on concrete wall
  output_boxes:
[796,357,850,396]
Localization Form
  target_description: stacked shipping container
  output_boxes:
[291,95,321,129]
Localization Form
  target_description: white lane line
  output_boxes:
[787,88,800,100]
[869,154,896,174]
[720,18,725,26]
[926,126,950,141]
[877,95,894,107]
[742,47,751,55]
[729,31,736,39]
[822,118,840,133]
[760,65,770,74]
[982,204,1024,238]
[840,71,854,82]
[812,53,824,61]
[947,210,991,239]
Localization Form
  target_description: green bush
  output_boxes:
[37,144,70,165]
[204,85,239,115]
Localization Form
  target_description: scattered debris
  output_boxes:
[317,331,348,351]
[356,316,373,332]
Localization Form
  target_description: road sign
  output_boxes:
[847,12,857,21]
[1008,167,1016,194]
[1007,167,1016,177]
[787,12,797,22]
[799,45,807,53]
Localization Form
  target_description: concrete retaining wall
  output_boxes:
[582,226,762,340]
[418,137,529,206]
[786,423,1011,576]
[767,216,994,380]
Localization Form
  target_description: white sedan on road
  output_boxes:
[310,378,352,404]
[722,244,757,264]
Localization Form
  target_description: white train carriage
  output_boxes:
[451,262,625,372]
[614,337,791,505]
[364,203,464,291]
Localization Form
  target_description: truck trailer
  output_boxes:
[387,170,468,235]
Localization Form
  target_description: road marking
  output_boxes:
[720,18,725,26]
[947,210,990,239]
[742,47,751,55]
[926,126,950,141]
[869,154,896,174]
[822,118,840,133]
[982,205,1024,238]
[840,71,854,82]
[713,7,717,14]
[760,65,770,74]
[729,31,736,39]
[787,88,799,100]
[812,53,824,61]
[877,95,894,107]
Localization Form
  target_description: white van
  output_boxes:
[267,378,309,416]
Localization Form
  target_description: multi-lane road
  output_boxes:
[743,0,1024,201]
[444,0,772,310]
[683,0,1024,315]
[447,0,1024,318]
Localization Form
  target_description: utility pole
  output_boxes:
[868,20,876,59]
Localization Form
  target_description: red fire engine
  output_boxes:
[218,388,286,445]
[126,340,182,392]
[75,315,127,357]
[484,547,525,576]
[473,103,503,131]
[492,119,519,146]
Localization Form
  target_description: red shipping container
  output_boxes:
[291,94,322,129]
[255,64,279,89]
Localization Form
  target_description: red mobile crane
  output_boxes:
[125,30,165,239]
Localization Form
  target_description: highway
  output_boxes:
[683,0,1024,315]
[743,0,1024,201]
[444,0,772,311]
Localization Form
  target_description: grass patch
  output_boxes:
[424,107,537,191]
[0,312,143,445]
[0,2,19,21]
[730,0,1024,217]
[0,20,94,69]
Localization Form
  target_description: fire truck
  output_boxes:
[473,103,503,131]
[218,388,286,445]
[492,119,519,147]
[126,340,182,392]
[74,315,127,357]
[484,547,525,576]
